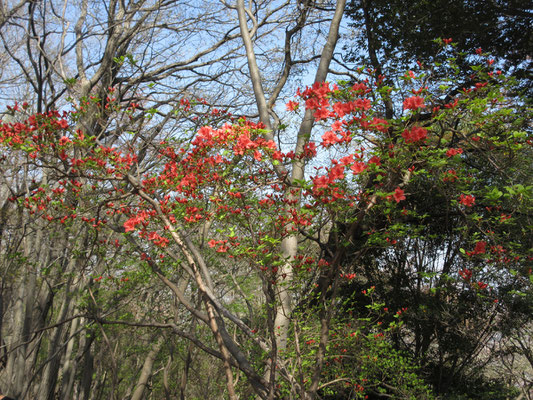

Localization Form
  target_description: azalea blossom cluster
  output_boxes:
[0,49,527,313]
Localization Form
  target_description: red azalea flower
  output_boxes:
[459,194,475,207]
[124,218,137,232]
[340,154,354,165]
[350,161,367,174]
[370,117,389,132]
[446,148,463,157]
[473,241,486,254]
[303,142,317,158]
[58,119,69,129]
[393,187,406,203]
[59,136,71,146]
[216,245,228,253]
[403,96,426,110]
[329,164,345,181]
[459,268,472,281]
[402,126,427,143]
[321,131,340,147]
[313,175,330,189]
[368,156,381,166]
[286,100,299,111]
[272,150,283,161]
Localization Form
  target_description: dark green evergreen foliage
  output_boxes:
[345,0,532,96]
[345,0,532,67]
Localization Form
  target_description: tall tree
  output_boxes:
[0,0,351,398]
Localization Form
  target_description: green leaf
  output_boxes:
[485,187,503,201]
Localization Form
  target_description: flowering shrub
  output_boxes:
[0,43,530,398]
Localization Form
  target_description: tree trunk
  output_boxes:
[59,312,81,399]
[130,334,166,400]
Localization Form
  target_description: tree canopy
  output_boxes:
[344,0,532,98]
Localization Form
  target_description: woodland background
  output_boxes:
[0,0,531,399]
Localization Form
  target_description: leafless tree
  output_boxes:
[0,0,355,399]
